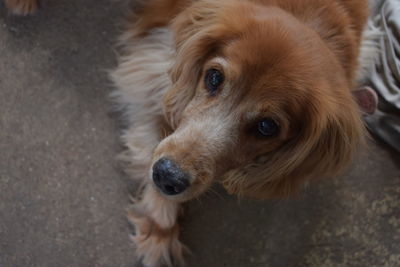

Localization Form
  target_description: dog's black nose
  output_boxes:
[152,158,190,195]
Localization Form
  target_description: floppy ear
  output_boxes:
[163,1,235,128]
[222,92,365,199]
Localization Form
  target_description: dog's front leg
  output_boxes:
[128,184,185,267]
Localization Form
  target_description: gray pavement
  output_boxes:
[0,1,399,267]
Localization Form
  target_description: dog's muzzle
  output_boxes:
[152,157,190,195]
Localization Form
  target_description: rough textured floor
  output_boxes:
[0,1,399,267]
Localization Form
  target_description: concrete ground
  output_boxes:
[0,1,399,267]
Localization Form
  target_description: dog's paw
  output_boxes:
[5,0,40,15]
[128,208,186,267]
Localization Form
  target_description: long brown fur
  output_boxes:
[112,0,369,266]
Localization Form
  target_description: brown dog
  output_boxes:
[110,0,371,266]
[4,0,373,266]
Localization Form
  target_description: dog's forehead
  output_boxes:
[216,32,323,107]
[236,41,308,72]
[218,53,310,105]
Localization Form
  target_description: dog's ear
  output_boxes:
[163,1,231,128]
[222,90,365,199]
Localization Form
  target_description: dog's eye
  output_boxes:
[257,118,279,137]
[205,68,224,95]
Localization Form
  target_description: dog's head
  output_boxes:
[151,0,364,201]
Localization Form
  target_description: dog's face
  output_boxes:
[151,1,364,201]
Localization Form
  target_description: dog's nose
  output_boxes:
[152,157,190,195]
